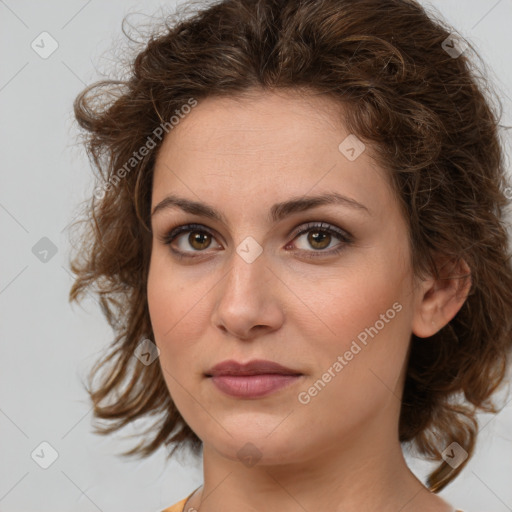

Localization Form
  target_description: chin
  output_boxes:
[203,424,310,467]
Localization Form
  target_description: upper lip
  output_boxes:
[205,359,302,377]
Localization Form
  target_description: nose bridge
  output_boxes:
[211,239,283,338]
[220,240,268,307]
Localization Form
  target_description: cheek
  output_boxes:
[292,275,410,440]
[305,253,408,342]
[297,240,413,393]
[147,259,197,411]
[147,253,176,340]
[147,251,189,358]
[146,248,211,375]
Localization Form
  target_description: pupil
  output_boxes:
[190,232,210,249]
[309,230,330,249]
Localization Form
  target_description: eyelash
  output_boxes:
[159,222,353,261]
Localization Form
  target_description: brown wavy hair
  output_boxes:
[68,0,512,492]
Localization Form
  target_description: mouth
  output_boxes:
[205,359,303,399]
[206,373,303,398]
[205,359,302,377]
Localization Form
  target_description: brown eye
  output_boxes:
[161,221,353,261]
[188,231,212,250]
[306,230,332,250]
[161,223,221,256]
[290,222,352,256]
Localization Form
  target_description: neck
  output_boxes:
[186,415,453,512]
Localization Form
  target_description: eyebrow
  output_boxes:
[151,191,371,224]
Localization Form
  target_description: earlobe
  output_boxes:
[412,256,472,339]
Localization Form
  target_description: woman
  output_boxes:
[68,0,512,511]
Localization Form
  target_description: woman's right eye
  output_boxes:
[161,223,221,257]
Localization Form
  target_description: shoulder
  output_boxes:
[158,496,188,512]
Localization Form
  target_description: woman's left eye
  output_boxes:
[289,222,352,256]
[160,222,353,259]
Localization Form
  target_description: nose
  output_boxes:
[210,247,285,340]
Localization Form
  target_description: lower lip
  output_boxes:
[208,374,302,398]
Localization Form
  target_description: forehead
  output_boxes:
[158,89,348,155]
[151,89,394,220]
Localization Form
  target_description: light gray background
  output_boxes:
[1,1,511,511]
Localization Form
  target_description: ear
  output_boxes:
[412,254,472,338]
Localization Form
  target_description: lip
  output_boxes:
[209,374,302,398]
[205,359,302,377]
[205,359,303,399]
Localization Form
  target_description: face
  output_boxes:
[147,89,421,465]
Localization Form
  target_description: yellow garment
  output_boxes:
[160,496,188,512]
[160,489,196,512]
[162,493,194,512]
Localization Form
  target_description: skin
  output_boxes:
[147,88,471,512]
